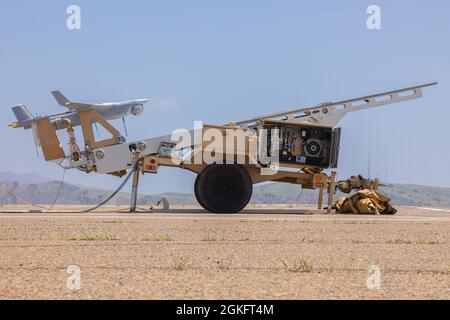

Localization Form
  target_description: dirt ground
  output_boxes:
[0,205,448,300]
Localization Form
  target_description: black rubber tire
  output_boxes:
[194,173,208,210]
[194,164,253,213]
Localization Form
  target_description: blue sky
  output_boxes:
[0,0,449,193]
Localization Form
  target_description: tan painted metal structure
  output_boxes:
[140,122,339,212]
[78,110,122,149]
[34,118,65,161]
[24,83,437,213]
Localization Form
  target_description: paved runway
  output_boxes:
[1,206,449,222]
[0,205,448,299]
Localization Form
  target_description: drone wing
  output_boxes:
[51,90,93,110]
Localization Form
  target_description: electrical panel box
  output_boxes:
[259,120,341,169]
[313,173,328,188]
[142,156,159,173]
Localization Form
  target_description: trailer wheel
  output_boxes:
[194,173,208,210]
[194,164,253,213]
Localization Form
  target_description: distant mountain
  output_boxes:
[251,182,450,208]
[0,171,50,185]
[378,183,450,208]
[251,183,318,205]
[0,171,449,208]
[0,180,196,206]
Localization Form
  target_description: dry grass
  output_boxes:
[258,219,274,223]
[279,258,313,273]
[387,239,413,244]
[156,235,172,242]
[60,234,116,241]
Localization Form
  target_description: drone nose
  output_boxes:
[137,99,150,104]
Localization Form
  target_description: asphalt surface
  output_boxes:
[0,205,448,299]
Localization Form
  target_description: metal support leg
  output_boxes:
[327,171,337,214]
[129,153,141,213]
[318,187,324,210]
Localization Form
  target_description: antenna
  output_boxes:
[368,154,371,179]
[122,117,128,136]
[94,123,100,137]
